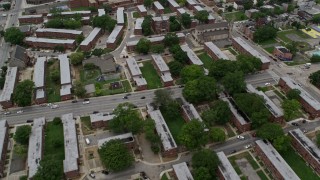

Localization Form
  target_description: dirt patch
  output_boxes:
[19,67,33,81]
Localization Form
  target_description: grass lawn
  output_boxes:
[71,7,91,11]
[160,107,185,144]
[277,30,310,43]
[228,156,243,175]
[224,11,247,22]
[44,121,64,161]
[264,47,274,54]
[80,116,93,135]
[140,61,163,89]
[273,89,286,100]
[80,68,101,85]
[257,38,277,46]
[94,79,131,96]
[132,11,140,18]
[46,61,60,103]
[228,152,260,175]
[161,174,169,180]
[257,170,268,180]
[226,47,238,55]
[121,80,132,93]
[164,7,172,14]
[198,53,214,69]
[281,146,320,180]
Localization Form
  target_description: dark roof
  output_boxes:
[83,54,116,73]
[13,45,27,61]
[195,22,229,31]
[277,47,290,53]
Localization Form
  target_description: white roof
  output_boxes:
[137,4,147,12]
[151,54,169,72]
[90,113,115,123]
[28,117,45,179]
[126,57,142,76]
[36,28,82,35]
[135,18,144,30]
[172,162,194,180]
[19,14,43,19]
[161,72,173,82]
[80,27,101,46]
[222,97,248,125]
[106,25,123,44]
[62,113,79,173]
[98,132,134,148]
[98,9,105,16]
[168,0,179,8]
[217,152,241,180]
[127,33,185,46]
[0,67,17,102]
[25,37,75,44]
[47,11,91,17]
[59,54,71,85]
[177,8,186,14]
[154,1,164,10]
[33,57,46,88]
[194,5,204,11]
[180,44,203,66]
[60,84,72,96]
[35,89,45,99]
[117,7,124,24]
[0,120,7,171]
[133,76,147,86]
[186,0,196,5]
[204,42,229,60]
[181,103,203,122]
[255,140,300,180]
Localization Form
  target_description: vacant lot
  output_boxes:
[224,11,247,22]
[140,61,163,89]
[277,30,310,43]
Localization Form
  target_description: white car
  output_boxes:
[83,101,90,105]
[51,104,59,109]
[4,111,10,115]
[245,144,252,149]
[265,82,271,86]
[16,110,23,114]
[237,135,245,140]
[47,103,52,107]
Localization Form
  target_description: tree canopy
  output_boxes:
[144,0,153,8]
[168,61,183,77]
[256,123,284,141]
[195,10,209,24]
[14,125,31,145]
[310,70,320,88]
[222,71,246,95]
[163,33,180,47]
[282,99,301,121]
[73,80,86,98]
[142,16,153,36]
[194,167,212,180]
[310,55,320,63]
[169,16,181,32]
[13,80,34,107]
[236,55,262,74]
[253,26,277,43]
[208,60,238,81]
[178,120,208,150]
[33,158,63,180]
[170,45,188,64]
[202,100,231,126]
[153,89,173,107]
[192,149,220,178]
[70,52,84,65]
[181,13,192,28]
[136,38,151,54]
[287,89,301,100]
[144,118,161,153]
[209,127,226,142]
[4,27,25,45]
[92,15,117,32]
[180,65,204,83]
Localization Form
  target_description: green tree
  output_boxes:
[256,0,264,7]
[33,158,63,180]
[160,100,181,120]
[4,27,25,45]
[310,70,320,88]
[285,41,298,56]
[54,45,65,52]
[14,125,31,145]
[312,14,320,24]
[222,71,246,95]
[136,38,151,54]
[92,15,116,32]
[163,33,180,47]
[109,103,143,134]
[180,65,204,83]
[256,123,284,141]
[251,109,270,128]
[144,0,153,8]
[70,52,84,65]
[178,120,208,150]
[202,100,231,126]
[144,118,161,153]
[192,149,220,178]
[243,0,253,10]
[209,127,226,142]
[236,55,262,74]
[99,139,134,171]
[92,48,106,57]
[13,80,34,107]
[168,61,183,77]
[46,19,63,28]
[73,80,86,98]
[103,4,113,13]
[169,16,181,32]
[3,3,11,10]
[195,10,209,24]
[193,167,212,180]
[273,135,291,153]
[142,16,152,36]
[0,77,5,89]
[75,34,85,45]
[181,13,192,28]
[274,6,284,15]
[253,26,277,43]
[153,89,173,107]
[14,144,28,157]
[282,99,301,121]
[316,133,320,148]
[50,69,60,84]
[227,5,233,12]
[287,4,295,13]
[311,55,320,63]
[209,60,238,81]
[287,89,301,100]
[150,44,165,53]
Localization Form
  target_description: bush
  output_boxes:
[52,117,62,125]
[151,144,160,154]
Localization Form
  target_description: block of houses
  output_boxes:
[232,37,270,70]
[18,25,32,36]
[81,16,91,25]
[47,11,91,19]
[289,128,320,175]
[83,54,117,74]
[217,152,241,180]
[117,7,124,25]
[25,37,76,50]
[273,46,293,61]
[245,9,259,18]
[180,44,203,66]
[9,45,31,69]
[126,57,147,91]
[69,0,98,8]
[33,57,47,104]
[152,16,169,34]
[59,54,72,101]
[27,117,46,179]
[147,104,178,157]
[204,42,229,60]
[254,140,300,180]
[62,113,80,179]
[18,14,44,24]
[246,84,285,124]
[186,0,197,10]
[176,8,187,16]
[80,27,102,52]
[176,9,197,28]
[193,6,215,24]
[172,162,194,180]
[193,22,229,44]
[0,67,18,108]
[98,8,105,16]
[137,5,147,16]
[106,25,124,49]
[26,0,54,5]
[98,132,135,149]
[90,113,115,129]
[0,120,9,178]
[233,0,244,10]
[167,0,180,12]
[153,1,164,14]
[134,18,144,35]
[181,103,203,122]
[151,54,174,87]
[278,77,320,118]
[298,1,320,20]
[35,28,83,39]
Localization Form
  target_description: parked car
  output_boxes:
[72,100,78,103]
[93,111,99,114]
[4,111,10,115]
[85,138,90,145]
[245,144,252,149]
[231,150,237,153]
[291,122,299,126]
[102,170,109,175]
[51,104,59,109]
[83,101,90,105]
[16,110,23,114]
[140,96,145,99]
[237,135,245,140]
[89,172,95,178]
[123,96,128,99]
[26,120,33,123]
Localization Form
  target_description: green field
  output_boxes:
[80,68,101,85]
[224,11,247,22]
[46,61,60,103]
[133,12,140,18]
[198,53,214,69]
[140,61,163,89]
[160,107,185,144]
[226,47,238,55]
[164,7,172,14]
[257,38,277,46]
[257,170,269,180]
[264,46,274,54]
[44,121,65,160]
[94,80,132,96]
[277,30,310,43]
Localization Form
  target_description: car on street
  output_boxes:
[140,96,145,99]
[245,144,252,149]
[123,96,128,99]
[83,99,90,104]
[93,111,99,114]
[265,82,271,86]
[47,103,52,107]
[302,119,307,123]
[72,100,78,103]
[4,111,10,115]
[179,85,185,88]
[231,150,237,154]
[89,172,95,178]
[291,122,299,126]
[51,104,59,109]
[26,120,33,123]
[16,110,23,114]
[102,170,109,175]
[237,135,245,140]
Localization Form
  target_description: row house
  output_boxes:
[217,152,241,180]
[176,8,197,28]
[167,0,180,12]
[117,7,125,25]
[152,16,169,34]
[181,103,202,123]
[273,46,293,61]
[106,25,124,49]
[80,28,102,52]
[98,132,135,149]
[151,54,174,87]
[59,55,72,101]
[33,57,47,104]
[172,162,194,180]
[90,113,115,129]
[69,0,98,8]
[35,28,83,39]
[47,11,91,19]
[186,0,197,10]
[134,18,144,35]
[102,0,137,10]
[137,5,147,16]
[18,14,44,24]
[193,5,215,24]
[180,44,203,66]
[193,22,229,44]
[0,67,18,108]
[204,42,229,60]
[126,57,147,91]
[153,1,164,14]
[0,120,9,178]
[25,37,76,50]
[26,0,54,5]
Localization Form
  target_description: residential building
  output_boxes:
[217,152,241,180]
[90,113,115,129]
[147,104,178,157]
[176,9,197,28]
[106,25,124,49]
[152,16,169,34]
[47,11,91,19]
[33,57,47,104]
[151,54,174,87]
[98,9,105,16]
[134,18,144,35]
[18,25,32,36]
[80,28,102,51]
[180,44,203,66]
[117,7,124,25]
[181,103,203,123]
[232,37,270,70]
[26,0,54,4]
[273,46,293,61]
[19,14,44,24]
[98,132,135,149]
[137,5,147,16]
[245,9,259,18]
[62,113,80,179]
[100,0,136,9]
[167,0,180,12]
[9,45,31,69]
[193,6,215,24]
[204,42,229,60]
[59,54,72,101]
[35,28,83,39]
[254,140,300,180]
[0,67,18,108]
[186,0,197,10]
[172,162,194,180]
[27,117,45,179]
[0,120,9,178]
[278,77,320,118]
[69,0,98,9]
[25,37,76,50]
[233,1,244,10]
[289,129,320,175]
[126,57,147,91]
[193,22,229,44]
[298,2,320,20]
[153,1,164,14]
[83,54,117,74]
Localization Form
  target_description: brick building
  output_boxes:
[26,0,54,4]
[126,57,147,91]
[69,0,98,8]
[181,103,202,122]
[0,67,18,108]
[193,22,229,44]
[151,54,174,87]
[90,113,115,129]
[167,0,180,12]
[217,152,241,180]
[35,28,83,39]
[153,1,164,14]
[9,45,31,70]
[172,162,194,180]
[80,28,102,52]
[137,5,147,16]
[193,5,215,24]
[0,120,9,178]
[204,42,229,60]
[273,46,293,61]
[152,16,169,34]
[106,25,124,49]
[186,0,197,10]
[134,18,144,35]
[25,37,76,50]
[98,132,135,149]
[176,8,197,28]
[117,7,124,25]
[47,11,91,19]
[19,14,44,24]
[59,55,72,101]
[180,44,204,66]
[33,57,47,104]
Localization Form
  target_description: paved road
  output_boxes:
[245,71,277,87]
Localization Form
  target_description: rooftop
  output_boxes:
[126,57,142,76]
[204,42,229,60]
[222,97,249,125]
[0,67,18,102]
[180,44,203,66]
[154,1,164,10]
[186,0,196,5]
[172,162,194,180]
[177,8,186,14]
[98,132,134,148]
[47,10,91,17]
[194,5,203,11]
[135,18,144,30]
[275,46,290,53]
[59,54,71,85]
[60,84,72,96]
[0,120,8,171]
[83,54,116,73]
[133,76,147,86]
[33,57,46,88]
[98,9,105,16]
[151,54,169,72]
[127,33,185,46]
[19,14,43,19]
[80,27,101,46]
[28,117,45,179]
[181,103,203,122]
[18,25,31,33]
[160,72,173,82]
[137,4,147,12]
[25,37,75,44]
[168,0,179,8]
[255,140,300,180]
[217,152,241,180]
[117,7,124,24]
[195,21,228,31]
[12,45,27,62]
[36,28,82,35]
[36,88,45,99]
[106,25,123,44]
[90,113,115,123]
[62,113,79,173]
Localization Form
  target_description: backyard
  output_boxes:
[224,11,247,22]
[132,12,140,18]
[94,80,132,96]
[80,116,93,135]
[140,61,163,89]
[44,120,65,161]
[198,52,214,69]
[46,61,60,103]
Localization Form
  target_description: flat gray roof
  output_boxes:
[222,97,248,125]
[98,132,134,148]
[161,72,173,82]
[117,7,124,24]
[60,84,72,96]
[246,84,284,117]
[0,120,7,169]
[133,76,147,86]
[281,77,320,110]
[194,5,203,11]
[33,57,46,88]
[126,57,142,76]
[0,67,17,102]
[137,4,147,12]
[80,27,101,46]
[19,14,43,19]
[36,28,82,35]
[204,42,229,60]
[106,25,123,44]
[289,128,320,163]
[59,54,71,85]
[98,9,105,16]
[47,10,91,17]
[177,8,186,14]
[147,107,177,151]
[28,117,45,179]
[90,113,115,123]
[186,0,196,5]
[181,103,203,122]
[151,54,169,72]
[62,113,79,173]
[168,0,179,8]
[25,37,75,44]
[255,140,300,180]
[233,37,270,64]
[127,33,185,46]
[36,88,45,99]
[172,162,194,180]
[135,18,144,30]
[180,44,203,66]
[154,1,164,10]
[217,152,241,180]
